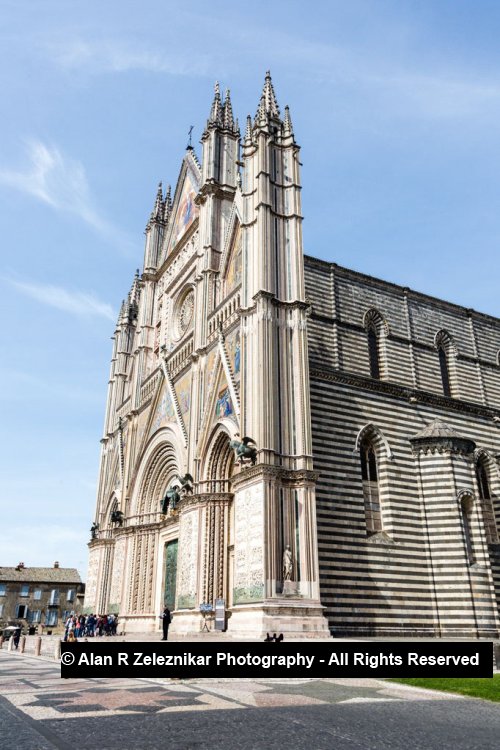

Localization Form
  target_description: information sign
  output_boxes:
[215,598,226,631]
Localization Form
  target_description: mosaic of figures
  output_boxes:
[168,172,199,254]
[225,328,241,386]
[225,225,242,295]
[174,371,192,432]
[151,387,176,435]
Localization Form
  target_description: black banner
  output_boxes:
[60,641,493,679]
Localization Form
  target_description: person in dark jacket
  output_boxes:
[13,628,21,649]
[160,607,171,640]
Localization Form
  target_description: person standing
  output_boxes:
[13,628,21,649]
[160,607,171,640]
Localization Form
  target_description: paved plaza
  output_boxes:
[1,649,500,749]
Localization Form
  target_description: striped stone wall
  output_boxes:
[305,256,500,637]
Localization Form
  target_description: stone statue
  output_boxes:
[283,545,293,581]
[90,522,99,540]
[175,473,194,494]
[161,485,180,514]
[229,436,257,466]
[161,473,194,515]
[111,510,124,526]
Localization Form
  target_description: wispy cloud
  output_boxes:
[8,278,116,321]
[0,140,128,242]
[49,39,213,77]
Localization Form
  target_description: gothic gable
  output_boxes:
[162,152,201,262]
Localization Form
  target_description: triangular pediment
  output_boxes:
[148,381,177,440]
[213,369,235,423]
[222,223,242,297]
[173,370,192,438]
[163,152,201,259]
[196,351,240,462]
[224,326,241,389]
[220,203,242,274]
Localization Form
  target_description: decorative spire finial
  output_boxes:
[260,70,280,119]
[244,114,253,145]
[208,81,223,126]
[223,88,235,131]
[283,105,294,137]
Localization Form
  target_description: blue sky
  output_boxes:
[1,1,500,577]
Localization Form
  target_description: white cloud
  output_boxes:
[0,140,125,241]
[49,39,212,77]
[8,278,116,321]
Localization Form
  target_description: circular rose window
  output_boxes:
[177,290,194,336]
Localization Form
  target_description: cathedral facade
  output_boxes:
[85,75,500,639]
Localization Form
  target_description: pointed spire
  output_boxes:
[118,299,126,325]
[260,70,280,119]
[208,81,223,127]
[244,115,253,145]
[283,105,294,137]
[164,184,172,221]
[223,88,235,131]
[150,181,164,222]
[129,269,141,307]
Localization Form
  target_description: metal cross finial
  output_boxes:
[187,125,194,149]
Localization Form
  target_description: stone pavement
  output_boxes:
[1,650,500,749]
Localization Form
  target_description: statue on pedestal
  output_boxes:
[111,510,124,526]
[229,435,257,466]
[283,545,293,581]
[90,522,99,540]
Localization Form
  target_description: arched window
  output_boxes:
[460,495,475,565]
[360,441,382,534]
[476,458,498,544]
[438,346,451,397]
[435,330,457,398]
[367,327,380,379]
[364,309,388,380]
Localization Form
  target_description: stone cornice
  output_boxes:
[231,465,319,489]
[410,440,476,457]
[179,493,234,512]
[304,254,500,326]
[310,313,500,367]
[310,367,500,422]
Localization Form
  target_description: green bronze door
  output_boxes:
[164,540,178,610]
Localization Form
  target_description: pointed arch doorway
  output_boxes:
[202,429,238,614]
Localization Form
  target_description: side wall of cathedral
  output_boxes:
[305,257,500,636]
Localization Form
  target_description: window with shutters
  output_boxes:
[45,611,58,626]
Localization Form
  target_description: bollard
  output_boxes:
[0,636,3,648]
[34,636,42,656]
[8,635,14,652]
[54,640,61,660]
[20,636,26,653]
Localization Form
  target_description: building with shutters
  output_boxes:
[0,563,84,630]
[85,74,500,638]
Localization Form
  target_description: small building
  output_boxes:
[0,562,84,630]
